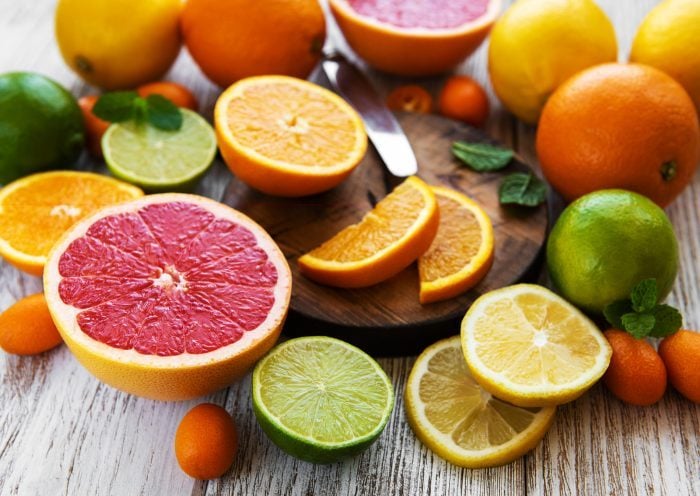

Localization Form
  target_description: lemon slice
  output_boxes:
[405,336,555,468]
[461,284,612,407]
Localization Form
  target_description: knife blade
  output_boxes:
[321,53,418,177]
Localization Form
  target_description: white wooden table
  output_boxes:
[1,1,699,494]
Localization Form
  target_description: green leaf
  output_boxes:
[631,278,658,313]
[604,299,634,329]
[499,173,547,207]
[648,304,683,338]
[621,312,656,338]
[451,141,513,172]
[93,91,139,123]
[145,94,182,131]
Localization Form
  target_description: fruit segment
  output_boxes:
[298,176,439,288]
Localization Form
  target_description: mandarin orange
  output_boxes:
[536,63,700,207]
[0,294,63,355]
[659,330,700,403]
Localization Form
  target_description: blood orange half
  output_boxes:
[329,0,501,76]
[43,194,291,400]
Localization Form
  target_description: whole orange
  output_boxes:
[439,75,490,127]
[181,0,326,88]
[137,81,198,111]
[175,403,238,479]
[659,330,700,403]
[536,63,700,207]
[602,329,667,406]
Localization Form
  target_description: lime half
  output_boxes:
[102,109,216,192]
[252,336,394,464]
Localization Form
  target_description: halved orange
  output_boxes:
[0,171,143,276]
[214,75,367,197]
[418,187,494,304]
[298,176,439,288]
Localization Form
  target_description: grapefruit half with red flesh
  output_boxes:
[44,194,291,400]
[329,0,501,76]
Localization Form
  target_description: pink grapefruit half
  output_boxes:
[43,194,291,400]
[329,0,501,76]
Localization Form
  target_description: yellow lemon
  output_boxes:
[630,0,700,111]
[55,0,182,90]
[488,0,617,124]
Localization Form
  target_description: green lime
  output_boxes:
[252,336,394,464]
[0,72,85,184]
[547,189,679,314]
[101,109,216,192]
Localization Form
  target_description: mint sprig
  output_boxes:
[452,141,513,172]
[93,91,182,131]
[603,278,682,339]
[498,172,547,207]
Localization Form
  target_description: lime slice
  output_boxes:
[252,336,394,464]
[405,336,556,468]
[102,109,217,192]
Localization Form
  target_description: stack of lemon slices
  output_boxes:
[405,284,612,467]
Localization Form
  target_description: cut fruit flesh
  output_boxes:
[102,109,217,191]
[461,284,612,407]
[214,76,367,197]
[44,194,291,400]
[347,0,491,30]
[419,186,494,304]
[0,171,143,276]
[252,336,394,463]
[405,336,555,468]
[298,176,439,287]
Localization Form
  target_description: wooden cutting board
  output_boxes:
[222,112,548,355]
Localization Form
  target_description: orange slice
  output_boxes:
[214,75,368,197]
[298,176,439,288]
[418,186,494,304]
[0,171,143,276]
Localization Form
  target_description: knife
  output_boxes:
[321,52,418,177]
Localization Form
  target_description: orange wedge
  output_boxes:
[298,176,439,288]
[0,171,143,276]
[418,187,494,304]
[214,75,368,197]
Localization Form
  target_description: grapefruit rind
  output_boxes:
[43,193,292,400]
[329,0,501,76]
[214,76,368,197]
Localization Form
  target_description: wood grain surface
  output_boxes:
[1,1,699,495]
[223,112,547,354]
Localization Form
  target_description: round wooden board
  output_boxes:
[222,112,547,355]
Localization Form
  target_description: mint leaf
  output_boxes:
[604,299,634,329]
[648,304,682,338]
[621,312,656,338]
[631,278,658,313]
[452,142,513,172]
[145,94,182,131]
[93,91,139,122]
[499,173,547,207]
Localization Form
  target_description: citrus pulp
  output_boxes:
[44,194,292,400]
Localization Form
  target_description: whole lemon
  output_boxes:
[547,190,679,314]
[488,0,617,124]
[55,0,182,90]
[630,0,700,111]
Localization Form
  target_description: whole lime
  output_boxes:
[547,189,678,314]
[0,72,85,184]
